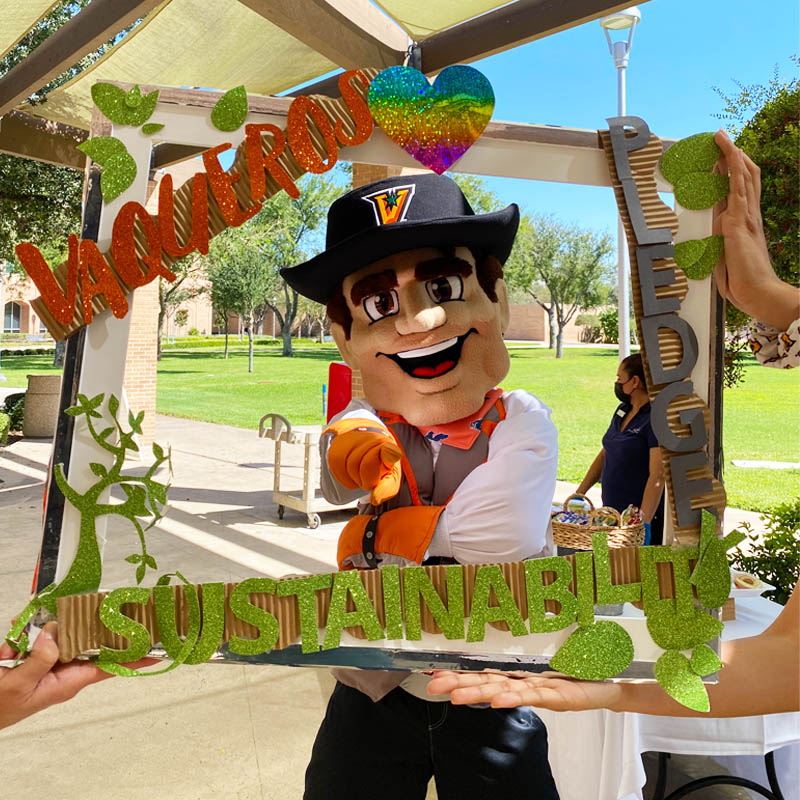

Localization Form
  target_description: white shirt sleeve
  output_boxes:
[318,397,380,505]
[426,389,558,564]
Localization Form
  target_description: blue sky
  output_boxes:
[465,0,798,237]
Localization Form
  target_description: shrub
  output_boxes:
[576,313,603,343]
[0,411,9,444]
[188,327,200,336]
[599,309,619,344]
[3,392,25,432]
[729,498,800,605]
[598,308,637,345]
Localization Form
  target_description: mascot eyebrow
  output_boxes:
[349,256,474,306]
[350,269,398,306]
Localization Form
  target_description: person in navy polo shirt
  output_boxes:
[576,353,665,545]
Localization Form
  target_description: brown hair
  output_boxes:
[326,248,503,339]
[620,352,648,392]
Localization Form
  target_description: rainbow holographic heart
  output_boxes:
[367,65,494,175]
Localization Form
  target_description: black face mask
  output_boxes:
[614,381,630,403]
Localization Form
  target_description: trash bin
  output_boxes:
[22,374,61,437]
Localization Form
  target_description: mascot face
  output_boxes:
[332,246,510,426]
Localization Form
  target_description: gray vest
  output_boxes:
[361,399,504,515]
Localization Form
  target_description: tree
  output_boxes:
[0,157,82,266]
[157,255,204,359]
[239,174,343,357]
[505,215,614,358]
[0,1,139,366]
[714,61,799,287]
[296,294,328,341]
[452,174,503,214]
[205,232,274,372]
[713,60,799,386]
[207,257,241,359]
[174,308,189,329]
[505,216,560,349]
[0,1,139,266]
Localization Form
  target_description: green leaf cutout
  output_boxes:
[125,554,141,564]
[691,530,745,608]
[699,509,718,561]
[89,462,107,477]
[100,152,137,202]
[655,651,710,712]
[141,123,164,135]
[76,136,127,166]
[646,604,723,651]
[660,132,720,185]
[211,85,248,132]
[675,236,724,280]
[125,85,143,108]
[673,238,706,270]
[674,172,730,210]
[550,621,634,680]
[690,644,722,676]
[91,83,159,126]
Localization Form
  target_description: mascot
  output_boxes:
[282,173,560,800]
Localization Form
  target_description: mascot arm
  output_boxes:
[427,391,558,564]
[320,401,402,506]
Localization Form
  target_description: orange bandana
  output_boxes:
[379,388,504,451]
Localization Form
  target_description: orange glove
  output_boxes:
[325,418,403,505]
[337,506,445,569]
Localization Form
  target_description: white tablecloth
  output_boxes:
[539,596,800,800]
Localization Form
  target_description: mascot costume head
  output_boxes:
[282,173,519,426]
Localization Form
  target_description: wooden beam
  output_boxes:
[152,142,206,170]
[0,0,163,118]
[420,0,652,73]
[0,110,86,167]
[110,82,676,152]
[237,0,407,71]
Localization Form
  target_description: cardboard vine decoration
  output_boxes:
[4,394,171,654]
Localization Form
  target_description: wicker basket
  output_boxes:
[551,493,645,550]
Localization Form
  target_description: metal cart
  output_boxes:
[258,412,350,529]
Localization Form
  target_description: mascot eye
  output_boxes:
[363,289,399,321]
[426,275,463,303]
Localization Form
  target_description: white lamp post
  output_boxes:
[600,6,641,360]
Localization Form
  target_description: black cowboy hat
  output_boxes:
[280,173,519,304]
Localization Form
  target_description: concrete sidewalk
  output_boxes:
[0,415,766,799]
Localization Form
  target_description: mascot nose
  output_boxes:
[395,301,446,335]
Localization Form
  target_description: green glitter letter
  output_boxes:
[466,565,527,643]
[380,565,403,640]
[229,578,280,655]
[182,582,226,664]
[640,546,697,617]
[575,551,596,627]
[524,557,577,633]
[593,534,641,606]
[322,571,384,650]
[403,565,465,640]
[278,573,332,653]
[97,587,153,663]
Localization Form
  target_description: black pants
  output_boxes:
[305,682,560,800]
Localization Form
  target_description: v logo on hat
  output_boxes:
[281,173,519,304]
[363,184,416,226]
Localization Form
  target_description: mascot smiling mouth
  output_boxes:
[380,329,476,379]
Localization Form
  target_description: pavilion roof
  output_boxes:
[0,0,645,163]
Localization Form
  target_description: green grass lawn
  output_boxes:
[3,346,798,512]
